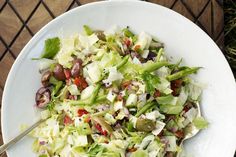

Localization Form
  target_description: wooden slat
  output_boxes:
[198,1,212,36]
[79,0,99,5]
[182,0,209,17]
[212,0,224,39]
[172,0,194,21]
[0,4,22,44]
[43,0,73,17]
[0,52,15,88]
[27,4,53,34]
[10,28,32,57]
[0,40,6,59]
[0,0,5,9]
[0,87,2,105]
[147,0,176,8]
[10,0,39,20]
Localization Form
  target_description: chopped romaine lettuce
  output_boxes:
[193,117,208,129]
[33,25,206,157]
[156,94,178,105]
[134,32,152,50]
[163,136,177,152]
[152,121,166,136]
[159,104,183,115]
[68,84,80,95]
[130,149,148,157]
[103,67,123,85]
[81,85,95,100]
[141,72,160,94]
[84,61,102,83]
[126,93,138,107]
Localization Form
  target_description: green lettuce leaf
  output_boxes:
[69,123,92,135]
[87,144,105,156]
[83,25,93,36]
[159,104,183,114]
[193,117,208,129]
[156,94,177,105]
[130,149,148,157]
[141,72,160,94]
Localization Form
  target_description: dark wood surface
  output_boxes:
[0,0,224,156]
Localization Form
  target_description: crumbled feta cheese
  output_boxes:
[152,121,165,136]
[126,93,137,106]
[145,110,161,121]
[107,89,117,102]
[80,85,95,100]
[103,67,123,84]
[114,101,123,111]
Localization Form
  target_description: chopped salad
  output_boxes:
[32,25,208,157]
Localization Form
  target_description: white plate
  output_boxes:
[2,1,236,157]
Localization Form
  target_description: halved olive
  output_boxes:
[136,118,156,132]
[53,64,66,81]
[95,30,106,41]
[147,51,157,61]
[41,71,51,87]
[35,87,51,108]
[71,59,83,78]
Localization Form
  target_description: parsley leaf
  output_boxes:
[83,25,93,36]
[41,37,60,59]
[141,72,160,94]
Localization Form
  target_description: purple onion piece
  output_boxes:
[39,141,46,145]
[123,108,130,116]
[147,51,157,61]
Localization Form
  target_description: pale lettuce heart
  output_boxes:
[152,121,165,136]
[78,33,99,50]
[56,37,76,68]
[103,67,123,84]
[80,85,95,100]
[83,61,102,83]
[104,25,121,36]
[134,32,152,50]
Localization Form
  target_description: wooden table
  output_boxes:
[0,0,224,156]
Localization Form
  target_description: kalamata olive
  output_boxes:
[71,59,83,78]
[95,30,106,41]
[41,71,51,87]
[136,118,156,132]
[147,51,157,61]
[35,87,51,108]
[53,64,66,81]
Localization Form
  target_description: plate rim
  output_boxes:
[1,0,235,156]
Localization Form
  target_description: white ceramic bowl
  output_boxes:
[2,1,236,157]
